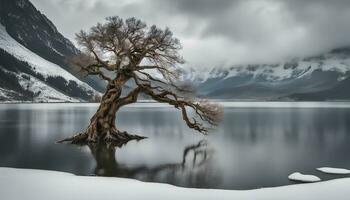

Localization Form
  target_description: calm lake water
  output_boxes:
[1,102,350,190]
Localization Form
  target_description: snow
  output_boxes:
[1,167,350,200]
[0,24,97,96]
[46,41,64,56]
[0,88,10,99]
[0,65,80,102]
[317,167,350,175]
[17,73,80,102]
[321,59,350,74]
[288,172,321,183]
[188,51,350,83]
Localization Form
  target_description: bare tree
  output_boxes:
[58,16,222,146]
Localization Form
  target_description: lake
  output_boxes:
[1,102,350,190]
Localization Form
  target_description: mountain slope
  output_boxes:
[0,0,77,68]
[287,76,350,101]
[0,0,107,102]
[0,23,99,102]
[0,0,105,92]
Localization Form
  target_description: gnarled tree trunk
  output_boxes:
[58,74,145,146]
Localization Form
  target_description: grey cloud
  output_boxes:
[30,0,350,69]
[154,0,237,17]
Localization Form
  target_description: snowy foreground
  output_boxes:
[1,168,350,200]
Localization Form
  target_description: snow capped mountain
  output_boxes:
[0,0,78,66]
[0,0,104,102]
[1,24,80,82]
[188,48,350,100]
[190,49,350,84]
[0,24,99,102]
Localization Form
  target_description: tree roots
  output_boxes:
[57,130,146,147]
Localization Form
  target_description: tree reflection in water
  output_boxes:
[87,140,221,188]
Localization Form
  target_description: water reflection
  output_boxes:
[88,140,219,187]
[1,103,350,189]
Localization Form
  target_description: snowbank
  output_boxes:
[1,167,350,200]
[288,172,321,183]
[317,167,350,175]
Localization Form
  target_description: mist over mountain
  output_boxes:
[187,47,350,101]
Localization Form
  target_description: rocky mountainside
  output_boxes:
[0,0,106,92]
[0,0,77,69]
[0,24,100,102]
[187,47,350,101]
[0,0,103,102]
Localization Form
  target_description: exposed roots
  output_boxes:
[57,129,146,147]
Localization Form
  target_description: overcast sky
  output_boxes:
[31,0,350,70]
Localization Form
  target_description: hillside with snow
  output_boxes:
[0,0,105,102]
[0,24,99,102]
[0,0,105,92]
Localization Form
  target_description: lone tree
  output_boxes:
[58,16,222,146]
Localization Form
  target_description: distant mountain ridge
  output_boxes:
[187,47,350,101]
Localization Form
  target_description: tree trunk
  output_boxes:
[58,74,145,146]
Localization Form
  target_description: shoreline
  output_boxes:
[1,167,349,200]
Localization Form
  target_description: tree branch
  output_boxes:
[132,73,222,133]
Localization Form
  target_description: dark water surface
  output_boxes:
[1,102,350,190]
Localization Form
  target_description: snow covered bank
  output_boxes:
[1,168,349,200]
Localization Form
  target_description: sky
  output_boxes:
[31,0,350,70]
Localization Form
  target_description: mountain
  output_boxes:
[187,47,350,101]
[0,0,77,69]
[0,0,106,92]
[0,0,103,102]
[288,76,350,101]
